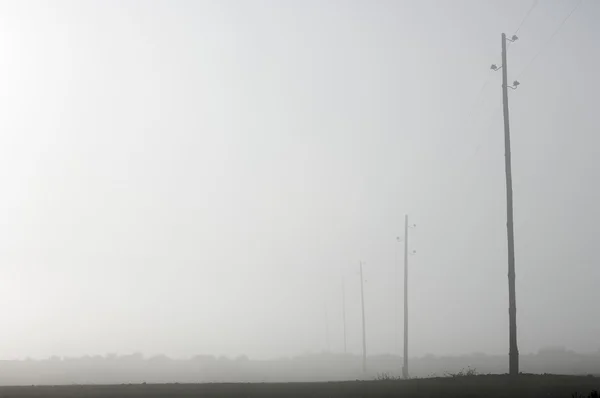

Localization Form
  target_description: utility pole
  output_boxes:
[325,302,330,353]
[502,32,519,378]
[402,215,409,380]
[400,215,416,379]
[342,277,347,354]
[493,33,520,377]
[395,236,401,357]
[359,262,367,374]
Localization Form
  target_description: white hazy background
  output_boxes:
[0,0,598,361]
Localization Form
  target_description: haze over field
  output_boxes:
[0,0,598,365]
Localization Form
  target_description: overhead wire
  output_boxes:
[473,0,576,168]
[431,0,567,216]
[512,132,581,233]
[455,107,503,204]
[513,0,539,36]
[428,102,500,211]
[507,0,539,50]
[450,0,585,257]
[424,70,499,210]
[436,0,543,201]
[515,0,584,79]
[458,105,502,180]
[428,1,544,244]
[459,0,540,192]
[464,77,494,125]
[509,0,586,229]
[493,0,583,208]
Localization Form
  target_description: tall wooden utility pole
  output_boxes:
[500,32,519,376]
[342,277,347,354]
[359,262,367,374]
[402,215,409,380]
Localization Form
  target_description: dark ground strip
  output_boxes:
[0,374,596,398]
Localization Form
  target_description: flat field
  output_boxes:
[0,374,597,397]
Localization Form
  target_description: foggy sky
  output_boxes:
[0,0,598,361]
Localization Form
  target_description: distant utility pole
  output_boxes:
[402,215,409,380]
[395,236,401,356]
[359,262,367,373]
[342,277,347,354]
[492,33,520,377]
[325,302,331,353]
[401,215,416,380]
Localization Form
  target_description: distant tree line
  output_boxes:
[0,347,598,385]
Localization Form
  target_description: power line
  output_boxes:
[428,0,542,206]
[507,0,539,50]
[421,107,502,218]
[432,0,541,202]
[463,75,495,125]
[456,108,503,203]
[513,0,539,36]
[516,0,584,79]
[511,133,581,231]
[422,89,499,213]
[508,0,585,237]
[452,0,585,214]
[439,105,502,199]
[462,106,502,169]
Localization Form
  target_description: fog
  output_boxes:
[0,0,598,374]
[0,349,598,385]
